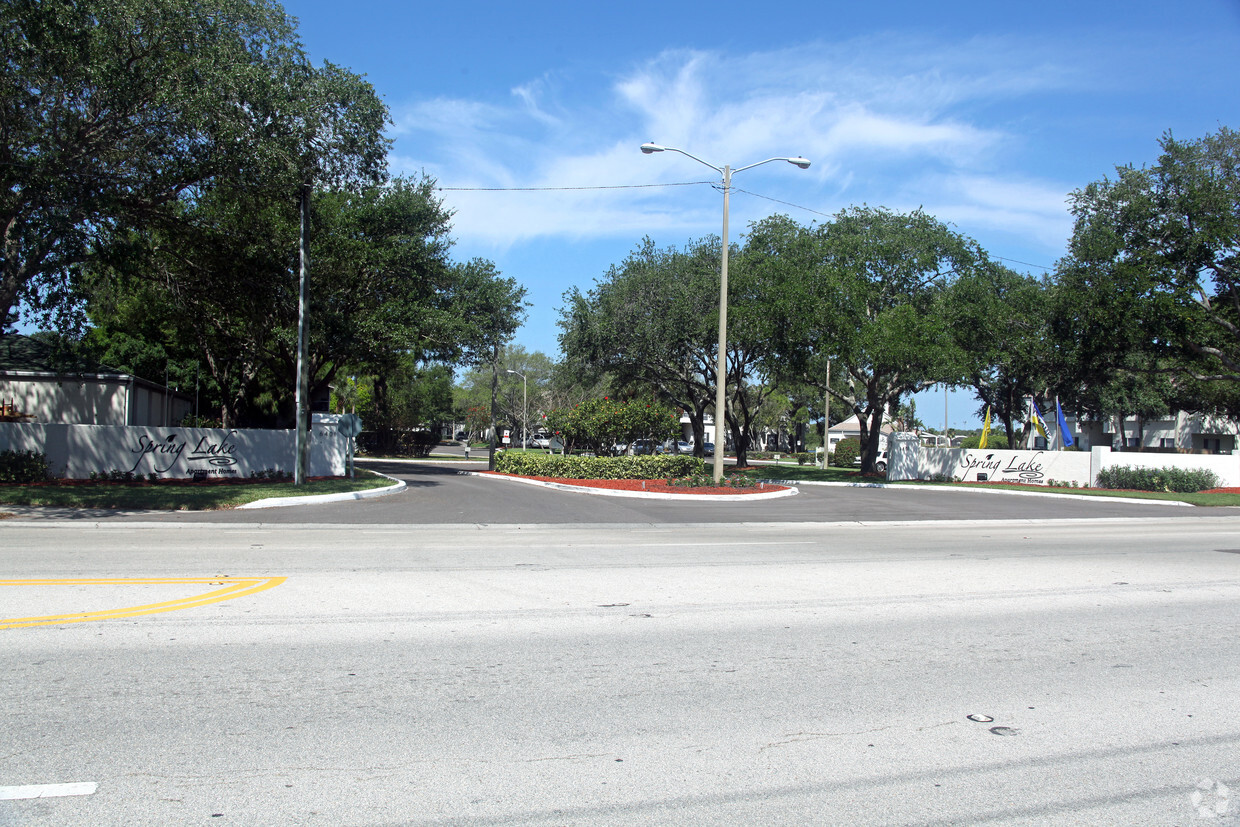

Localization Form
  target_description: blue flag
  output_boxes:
[1056,400,1075,448]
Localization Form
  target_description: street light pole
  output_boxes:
[506,369,527,451]
[641,143,810,483]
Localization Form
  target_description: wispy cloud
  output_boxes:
[387,34,1109,254]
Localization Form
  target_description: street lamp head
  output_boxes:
[640,142,665,154]
[788,156,811,169]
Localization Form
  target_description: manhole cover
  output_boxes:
[989,726,1019,736]
[967,714,994,723]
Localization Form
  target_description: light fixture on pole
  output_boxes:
[641,143,810,482]
[506,369,527,451]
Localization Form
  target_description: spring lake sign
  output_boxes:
[887,435,1093,487]
[952,449,1091,485]
[0,423,347,479]
[128,431,242,476]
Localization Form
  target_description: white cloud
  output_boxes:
[386,35,1100,256]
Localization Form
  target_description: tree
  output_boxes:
[543,397,678,455]
[1,0,342,329]
[559,238,719,458]
[1057,127,1240,413]
[750,209,987,472]
[948,264,1055,446]
[454,347,556,441]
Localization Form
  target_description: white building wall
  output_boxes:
[0,377,128,425]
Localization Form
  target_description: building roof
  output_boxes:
[0,334,117,375]
[828,419,894,435]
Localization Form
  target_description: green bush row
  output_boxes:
[1094,464,1222,493]
[832,438,860,467]
[0,449,51,483]
[495,453,705,480]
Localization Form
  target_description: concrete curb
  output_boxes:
[234,472,406,510]
[764,479,1194,507]
[463,471,798,501]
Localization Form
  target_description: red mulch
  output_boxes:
[1204,488,1240,494]
[481,472,788,495]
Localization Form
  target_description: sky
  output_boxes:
[281,0,1240,429]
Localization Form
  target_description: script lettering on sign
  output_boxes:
[187,430,240,476]
[958,451,1046,483]
[128,434,186,474]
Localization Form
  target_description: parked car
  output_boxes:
[454,431,467,441]
[631,439,656,455]
[531,433,552,449]
[855,450,889,473]
[702,442,715,457]
[674,440,693,454]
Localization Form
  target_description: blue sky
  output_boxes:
[282,0,1240,428]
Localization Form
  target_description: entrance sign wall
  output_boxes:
[0,423,348,479]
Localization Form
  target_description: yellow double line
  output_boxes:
[0,577,286,629]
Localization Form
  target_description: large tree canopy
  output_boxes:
[750,208,988,472]
[1057,127,1240,414]
[1,0,389,330]
[559,238,720,458]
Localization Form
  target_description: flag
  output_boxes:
[1030,398,1048,441]
[979,406,991,449]
[1056,399,1075,448]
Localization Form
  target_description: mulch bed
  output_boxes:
[481,472,789,495]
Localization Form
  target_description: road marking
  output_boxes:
[0,782,97,800]
[0,577,286,629]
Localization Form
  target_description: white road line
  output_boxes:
[0,782,97,800]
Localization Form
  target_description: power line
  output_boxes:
[435,180,714,192]
[437,179,1058,272]
[731,186,833,218]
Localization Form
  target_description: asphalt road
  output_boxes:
[10,458,1237,524]
[3,465,1239,825]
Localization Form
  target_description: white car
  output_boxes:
[854,450,889,473]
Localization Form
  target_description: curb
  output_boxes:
[763,479,1194,507]
[464,471,798,501]
[234,472,406,509]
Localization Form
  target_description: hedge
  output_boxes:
[494,453,704,480]
[832,438,860,467]
[0,449,51,483]
[1094,464,1222,493]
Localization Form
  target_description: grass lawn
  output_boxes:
[743,464,869,483]
[745,465,1240,506]
[0,470,395,511]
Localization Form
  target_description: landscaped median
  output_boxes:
[483,453,795,499]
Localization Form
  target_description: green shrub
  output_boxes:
[1095,465,1221,493]
[832,438,860,467]
[495,453,704,480]
[0,449,51,483]
[795,452,810,466]
[958,433,1010,450]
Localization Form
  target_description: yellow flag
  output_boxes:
[980,406,991,449]
[1030,399,1049,440]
